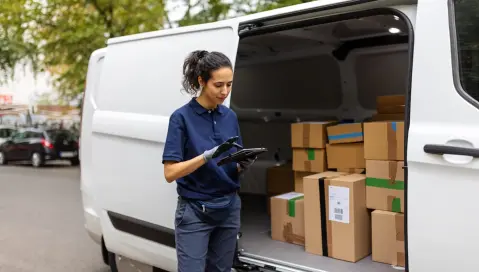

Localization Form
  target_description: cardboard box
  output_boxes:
[376,95,405,109]
[371,113,404,121]
[366,160,405,212]
[364,121,404,161]
[291,121,337,148]
[326,123,363,144]
[294,171,315,193]
[303,173,371,262]
[293,148,326,172]
[372,210,405,267]
[326,143,365,169]
[266,164,294,195]
[270,192,305,246]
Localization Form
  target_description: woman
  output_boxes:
[162,50,255,272]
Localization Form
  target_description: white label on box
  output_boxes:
[328,186,350,224]
[276,192,304,200]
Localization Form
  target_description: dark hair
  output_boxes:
[182,50,233,96]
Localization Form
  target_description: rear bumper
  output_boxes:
[81,190,102,245]
[44,149,79,161]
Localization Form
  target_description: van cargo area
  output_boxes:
[231,12,409,272]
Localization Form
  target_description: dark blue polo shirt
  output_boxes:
[162,98,243,200]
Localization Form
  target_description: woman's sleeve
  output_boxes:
[162,112,185,163]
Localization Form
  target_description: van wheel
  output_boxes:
[108,251,119,272]
[0,152,7,165]
[31,152,44,168]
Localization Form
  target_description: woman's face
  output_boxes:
[199,67,233,106]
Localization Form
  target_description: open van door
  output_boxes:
[408,0,479,271]
[90,20,240,271]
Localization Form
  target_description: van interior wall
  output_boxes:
[231,28,410,196]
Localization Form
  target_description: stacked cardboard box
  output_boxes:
[326,123,365,172]
[291,121,336,192]
[303,172,371,263]
[372,95,405,122]
[364,120,405,267]
[266,163,295,215]
[270,192,305,245]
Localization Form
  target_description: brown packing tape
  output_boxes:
[283,222,305,244]
[387,123,397,160]
[303,123,311,147]
[396,252,406,267]
[386,195,395,211]
[394,213,406,267]
[304,160,312,172]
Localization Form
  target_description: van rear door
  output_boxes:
[92,21,240,270]
[408,0,479,271]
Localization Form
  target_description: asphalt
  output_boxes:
[0,163,110,272]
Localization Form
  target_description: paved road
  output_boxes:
[0,164,110,272]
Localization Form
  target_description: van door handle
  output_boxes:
[424,144,479,158]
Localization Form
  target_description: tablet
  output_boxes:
[217,148,268,166]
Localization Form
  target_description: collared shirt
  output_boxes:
[162,98,243,200]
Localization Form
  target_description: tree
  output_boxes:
[28,0,167,103]
[176,0,315,26]
[0,1,38,83]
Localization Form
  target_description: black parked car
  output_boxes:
[0,128,80,167]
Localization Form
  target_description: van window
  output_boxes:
[454,0,479,102]
[0,128,14,138]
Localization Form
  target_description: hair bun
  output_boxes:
[198,50,209,59]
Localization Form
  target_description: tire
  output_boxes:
[31,152,44,168]
[108,251,119,272]
[70,158,80,166]
[0,152,7,165]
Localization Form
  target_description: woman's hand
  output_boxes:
[164,138,241,183]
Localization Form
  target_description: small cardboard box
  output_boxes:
[376,95,405,109]
[366,160,405,213]
[271,192,305,246]
[372,210,405,267]
[266,163,295,196]
[293,148,327,172]
[364,121,404,161]
[294,171,315,193]
[291,121,337,148]
[326,123,363,144]
[326,143,365,169]
[303,173,371,263]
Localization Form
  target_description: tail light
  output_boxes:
[42,139,53,149]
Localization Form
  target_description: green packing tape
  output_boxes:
[392,198,401,213]
[288,196,304,217]
[307,149,315,160]
[366,177,405,190]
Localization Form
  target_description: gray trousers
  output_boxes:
[175,195,241,272]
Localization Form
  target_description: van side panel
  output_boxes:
[81,48,106,245]
[91,24,239,270]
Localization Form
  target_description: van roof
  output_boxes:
[107,0,416,45]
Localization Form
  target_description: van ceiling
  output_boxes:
[238,14,407,59]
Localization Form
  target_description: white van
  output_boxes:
[80,0,479,271]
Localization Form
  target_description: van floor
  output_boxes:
[239,194,401,272]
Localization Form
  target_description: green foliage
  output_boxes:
[28,0,167,103]
[0,1,38,83]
